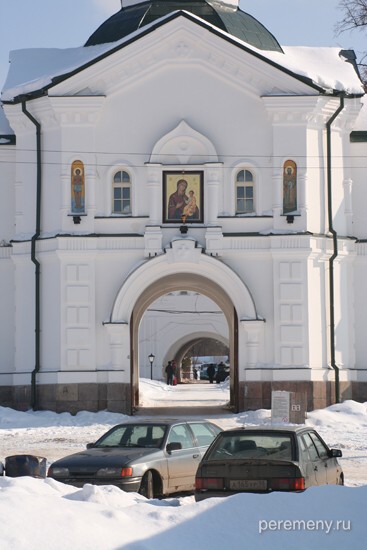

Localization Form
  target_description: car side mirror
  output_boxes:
[166,442,182,453]
[86,443,95,449]
[328,448,342,458]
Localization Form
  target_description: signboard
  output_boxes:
[271,391,290,423]
[271,390,307,424]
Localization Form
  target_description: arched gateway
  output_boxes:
[105,238,261,413]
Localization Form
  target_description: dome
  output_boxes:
[85,0,283,53]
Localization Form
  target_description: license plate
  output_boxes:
[229,479,267,490]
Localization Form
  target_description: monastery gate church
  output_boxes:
[0,0,367,414]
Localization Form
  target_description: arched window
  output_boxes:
[283,160,297,214]
[236,169,254,214]
[112,170,131,214]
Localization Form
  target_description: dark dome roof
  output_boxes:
[85,0,283,53]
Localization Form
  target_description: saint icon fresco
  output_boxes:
[283,160,297,214]
[71,160,85,213]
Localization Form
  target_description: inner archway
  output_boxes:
[173,337,230,382]
[139,291,228,379]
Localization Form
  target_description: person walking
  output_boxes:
[165,361,175,385]
[207,363,216,384]
[216,362,227,383]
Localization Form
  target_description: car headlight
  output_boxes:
[96,467,133,477]
[48,466,69,477]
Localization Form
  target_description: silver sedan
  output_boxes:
[48,419,221,498]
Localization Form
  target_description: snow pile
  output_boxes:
[0,476,365,549]
[307,400,367,429]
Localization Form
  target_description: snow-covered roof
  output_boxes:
[1,10,365,102]
[265,46,364,96]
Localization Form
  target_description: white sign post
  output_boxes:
[271,391,290,424]
[271,390,307,424]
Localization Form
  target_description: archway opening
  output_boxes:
[131,273,239,414]
[138,292,230,410]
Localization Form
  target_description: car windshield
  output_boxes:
[94,424,167,448]
[207,432,294,461]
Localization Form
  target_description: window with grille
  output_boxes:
[112,170,131,214]
[236,169,254,214]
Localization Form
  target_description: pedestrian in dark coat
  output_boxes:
[165,361,175,385]
[207,363,216,384]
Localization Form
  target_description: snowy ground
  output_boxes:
[0,379,366,549]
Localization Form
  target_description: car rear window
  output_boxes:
[208,433,294,461]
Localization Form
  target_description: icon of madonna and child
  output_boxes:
[165,173,202,223]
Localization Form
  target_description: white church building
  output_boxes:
[0,0,366,414]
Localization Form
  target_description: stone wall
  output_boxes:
[238,380,357,412]
[0,380,366,414]
[0,383,131,414]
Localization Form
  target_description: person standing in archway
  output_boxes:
[207,363,216,384]
[165,361,175,385]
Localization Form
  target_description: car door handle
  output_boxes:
[193,454,199,459]
[314,466,318,471]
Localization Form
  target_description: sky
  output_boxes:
[0,0,366,91]
[0,379,366,549]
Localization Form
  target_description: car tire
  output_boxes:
[139,470,154,499]
[338,475,344,485]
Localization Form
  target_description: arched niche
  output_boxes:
[149,120,219,165]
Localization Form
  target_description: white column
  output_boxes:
[104,322,130,375]
[146,163,162,225]
[272,172,282,216]
[343,177,353,235]
[205,163,223,225]
[297,173,308,213]
[240,320,265,368]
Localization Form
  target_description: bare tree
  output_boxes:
[336,0,367,32]
[336,0,367,85]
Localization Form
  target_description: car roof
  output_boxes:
[219,425,311,434]
[110,419,217,427]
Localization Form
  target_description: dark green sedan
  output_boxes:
[195,426,343,501]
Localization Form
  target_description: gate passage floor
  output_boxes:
[135,379,231,416]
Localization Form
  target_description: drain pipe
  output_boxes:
[22,100,41,410]
[326,95,345,404]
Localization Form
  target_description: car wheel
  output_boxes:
[338,474,344,485]
[139,470,154,499]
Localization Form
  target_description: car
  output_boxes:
[195,426,343,501]
[48,419,221,498]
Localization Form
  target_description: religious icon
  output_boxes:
[71,160,85,213]
[163,171,203,223]
[283,160,297,214]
